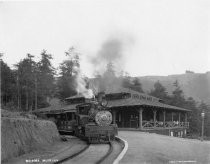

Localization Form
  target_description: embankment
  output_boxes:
[1,117,60,162]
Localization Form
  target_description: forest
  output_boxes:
[1,48,210,138]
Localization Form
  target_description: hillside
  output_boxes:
[137,72,210,105]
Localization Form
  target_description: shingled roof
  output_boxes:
[35,87,191,114]
[104,87,190,112]
[107,98,190,111]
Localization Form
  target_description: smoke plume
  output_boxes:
[92,38,123,64]
[75,69,94,98]
[90,34,135,75]
[76,33,135,96]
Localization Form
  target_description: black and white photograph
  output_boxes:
[1,0,210,163]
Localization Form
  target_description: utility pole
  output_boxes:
[201,111,205,141]
[33,61,38,111]
[35,72,37,111]
[17,74,20,110]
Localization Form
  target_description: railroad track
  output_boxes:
[53,143,90,164]
[96,142,113,164]
[52,135,126,164]
[100,140,124,164]
[54,142,114,164]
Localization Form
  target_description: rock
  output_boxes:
[1,118,60,163]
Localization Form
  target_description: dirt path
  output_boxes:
[119,131,210,164]
[62,144,110,164]
[3,136,87,164]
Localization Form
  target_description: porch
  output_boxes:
[111,106,189,130]
[142,121,189,129]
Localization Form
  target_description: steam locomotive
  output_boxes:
[73,97,118,143]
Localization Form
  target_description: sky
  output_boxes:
[0,0,210,77]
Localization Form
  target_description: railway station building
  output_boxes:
[104,87,190,137]
[35,87,190,137]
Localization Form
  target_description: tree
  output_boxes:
[170,80,186,107]
[185,97,200,135]
[15,54,37,111]
[36,50,55,108]
[121,73,132,89]
[100,62,118,91]
[103,62,115,79]
[13,52,57,110]
[57,47,80,99]
[121,76,144,93]
[0,59,16,108]
[130,78,144,93]
[150,81,168,100]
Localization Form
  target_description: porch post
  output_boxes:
[184,113,187,122]
[178,112,181,126]
[113,110,116,124]
[163,110,166,127]
[153,110,157,127]
[65,113,68,121]
[171,112,174,122]
[122,111,124,127]
[184,113,187,127]
[139,108,143,130]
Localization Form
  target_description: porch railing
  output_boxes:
[142,121,189,129]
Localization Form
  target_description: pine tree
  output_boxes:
[150,81,168,100]
[121,73,131,89]
[0,58,16,108]
[15,54,36,111]
[103,62,115,79]
[185,97,200,135]
[36,50,55,108]
[170,80,185,107]
[57,47,80,100]
[130,78,144,93]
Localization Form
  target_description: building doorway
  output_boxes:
[116,108,139,128]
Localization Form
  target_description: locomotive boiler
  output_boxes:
[73,97,118,143]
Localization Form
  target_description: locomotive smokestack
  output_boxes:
[97,92,105,103]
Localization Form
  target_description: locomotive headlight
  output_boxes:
[101,99,108,107]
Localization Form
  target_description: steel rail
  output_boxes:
[53,144,90,164]
[95,142,114,164]
[53,142,113,164]
[113,137,128,164]
[53,135,116,164]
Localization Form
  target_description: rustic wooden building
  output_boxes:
[104,87,190,137]
[35,87,190,137]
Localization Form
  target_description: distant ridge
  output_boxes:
[137,72,210,105]
[87,71,210,105]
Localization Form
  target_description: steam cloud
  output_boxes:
[75,70,94,98]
